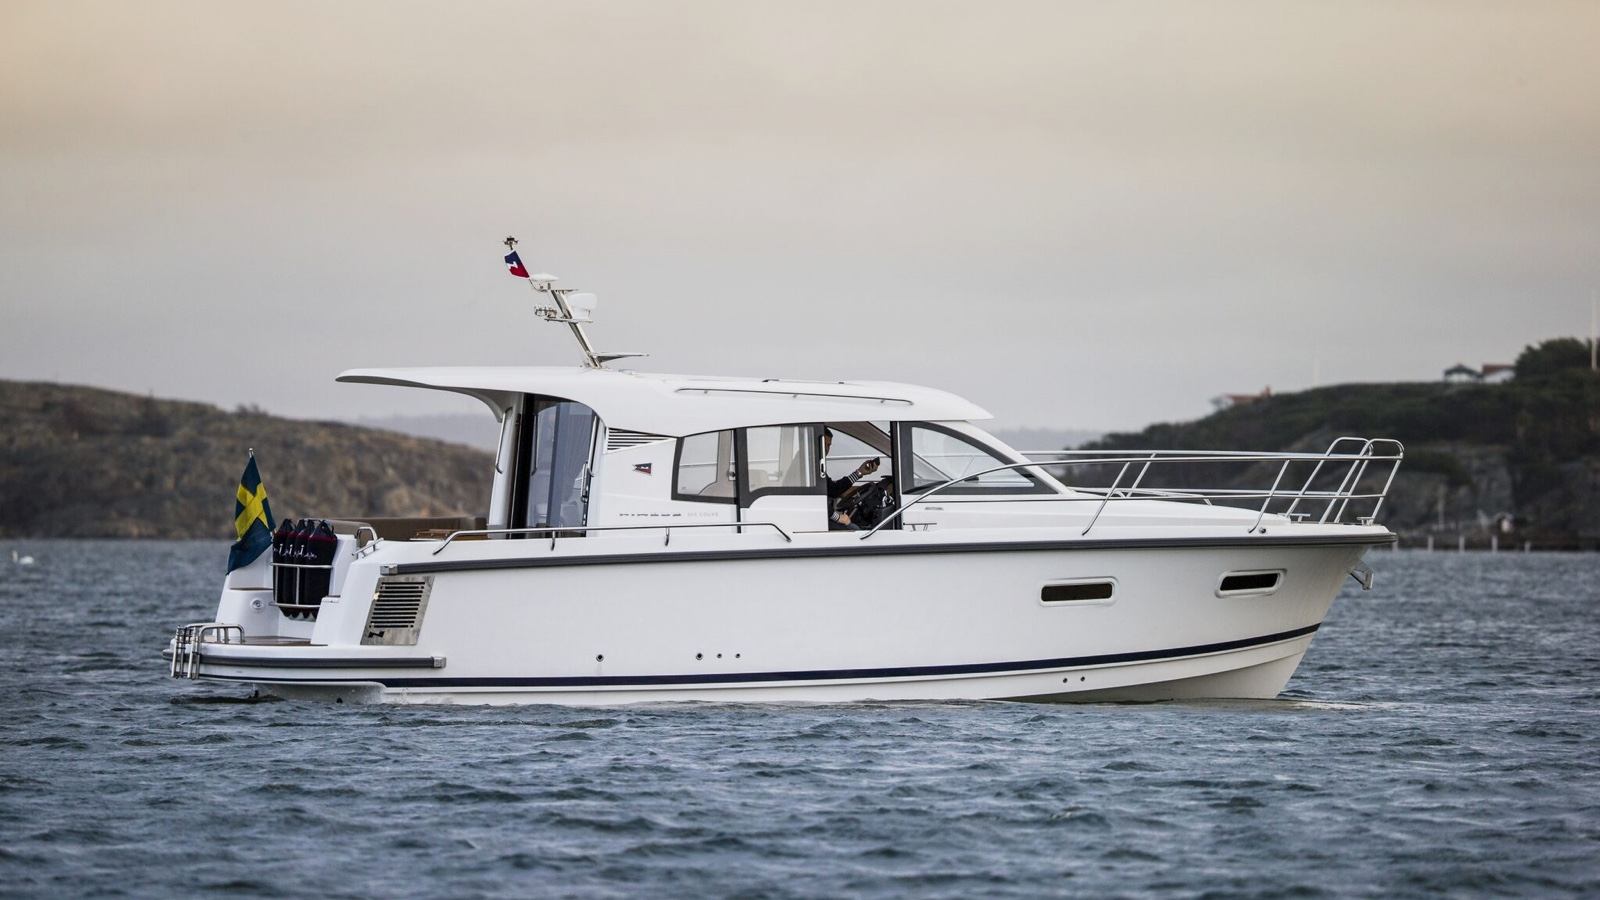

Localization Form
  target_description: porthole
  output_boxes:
[1216,570,1284,597]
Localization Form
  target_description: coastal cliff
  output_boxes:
[1083,338,1600,549]
[0,381,493,538]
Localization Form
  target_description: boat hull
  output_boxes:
[239,632,1313,706]
[177,534,1373,705]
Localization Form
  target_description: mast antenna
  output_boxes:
[502,236,644,369]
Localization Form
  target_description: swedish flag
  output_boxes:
[226,452,275,573]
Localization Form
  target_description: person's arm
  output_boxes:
[828,459,878,494]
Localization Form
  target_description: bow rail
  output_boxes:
[862,437,1403,539]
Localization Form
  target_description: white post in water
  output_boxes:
[1458,535,1467,553]
[1427,535,1434,552]
[1491,534,1499,553]
[1523,540,1532,553]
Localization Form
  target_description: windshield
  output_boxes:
[904,424,1044,494]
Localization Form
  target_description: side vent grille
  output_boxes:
[363,576,432,646]
[606,429,669,452]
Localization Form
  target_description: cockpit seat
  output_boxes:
[328,515,488,544]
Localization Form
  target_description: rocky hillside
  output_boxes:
[0,381,494,538]
[1083,338,1600,549]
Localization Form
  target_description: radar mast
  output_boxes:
[503,236,645,368]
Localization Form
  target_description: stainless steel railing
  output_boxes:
[862,436,1403,539]
[429,521,794,555]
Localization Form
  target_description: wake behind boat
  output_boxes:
[165,242,1403,705]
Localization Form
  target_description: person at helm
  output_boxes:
[821,426,880,529]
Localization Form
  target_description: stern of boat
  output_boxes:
[164,517,458,701]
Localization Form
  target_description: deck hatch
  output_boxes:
[363,576,433,646]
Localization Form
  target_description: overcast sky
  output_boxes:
[2,1,1596,432]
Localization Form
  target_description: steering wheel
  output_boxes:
[837,478,898,530]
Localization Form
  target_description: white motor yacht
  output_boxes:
[167,253,1403,705]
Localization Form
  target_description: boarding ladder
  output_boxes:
[170,622,243,679]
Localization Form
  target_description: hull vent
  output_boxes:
[363,576,433,646]
[606,429,669,452]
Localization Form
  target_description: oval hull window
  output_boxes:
[1216,570,1284,597]
[1041,580,1116,604]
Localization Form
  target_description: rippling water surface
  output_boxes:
[2,541,1597,897]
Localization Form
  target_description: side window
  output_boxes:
[743,425,819,498]
[674,430,736,503]
[904,424,1050,494]
[823,424,894,482]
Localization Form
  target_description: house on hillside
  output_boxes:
[1442,363,1515,384]
[1209,386,1272,412]
[1481,363,1514,384]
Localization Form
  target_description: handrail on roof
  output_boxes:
[675,387,913,405]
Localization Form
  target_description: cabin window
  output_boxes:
[901,424,1052,495]
[674,430,737,503]
[742,424,820,498]
[515,398,597,529]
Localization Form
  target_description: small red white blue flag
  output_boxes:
[504,251,529,278]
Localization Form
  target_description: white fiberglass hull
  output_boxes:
[257,633,1313,706]
[176,529,1381,706]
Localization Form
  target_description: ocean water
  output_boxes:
[1,541,1597,898]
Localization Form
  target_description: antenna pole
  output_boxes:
[551,289,602,368]
[1591,290,1597,373]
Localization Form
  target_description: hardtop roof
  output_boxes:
[336,366,991,436]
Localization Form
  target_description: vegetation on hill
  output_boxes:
[0,381,493,538]
[1085,338,1600,547]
